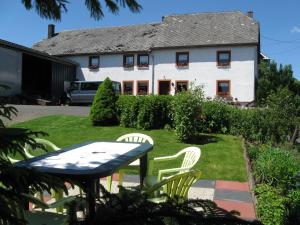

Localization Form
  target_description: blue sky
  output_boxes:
[1,0,300,79]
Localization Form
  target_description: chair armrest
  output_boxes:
[147,156,179,175]
[24,148,35,158]
[153,155,178,162]
[157,167,191,181]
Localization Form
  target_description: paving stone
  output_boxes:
[214,189,252,202]
[216,180,249,192]
[189,187,214,200]
[214,199,256,219]
[193,179,215,188]
[123,175,140,183]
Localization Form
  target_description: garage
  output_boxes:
[0,39,77,103]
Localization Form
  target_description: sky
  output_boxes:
[1,0,300,79]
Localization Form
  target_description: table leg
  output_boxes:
[139,154,148,187]
[83,179,97,225]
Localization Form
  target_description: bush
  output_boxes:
[255,184,288,225]
[265,88,298,143]
[117,95,139,128]
[230,108,270,143]
[201,100,231,133]
[172,89,204,142]
[90,77,118,126]
[137,95,173,130]
[117,95,173,130]
[253,146,299,187]
[287,189,300,225]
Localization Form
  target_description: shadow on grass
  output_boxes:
[187,134,220,145]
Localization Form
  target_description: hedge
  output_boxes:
[117,95,173,130]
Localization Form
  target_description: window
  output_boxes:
[217,80,231,96]
[81,82,100,91]
[158,81,171,95]
[137,54,149,67]
[123,54,134,68]
[123,81,134,95]
[176,52,189,67]
[137,81,149,95]
[217,51,231,67]
[89,56,99,69]
[176,81,188,93]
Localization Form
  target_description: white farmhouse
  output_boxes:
[33,11,260,104]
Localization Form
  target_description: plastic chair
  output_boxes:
[25,138,65,213]
[146,170,201,203]
[144,146,201,188]
[106,133,154,192]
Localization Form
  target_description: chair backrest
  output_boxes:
[116,133,154,145]
[147,170,201,200]
[25,138,60,155]
[179,147,201,171]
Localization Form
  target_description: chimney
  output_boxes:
[247,11,254,18]
[48,24,55,38]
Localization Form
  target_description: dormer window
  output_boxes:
[176,52,189,67]
[217,51,231,67]
[137,54,149,67]
[89,56,99,69]
[123,54,134,68]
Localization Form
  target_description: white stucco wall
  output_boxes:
[0,47,22,96]
[66,45,257,102]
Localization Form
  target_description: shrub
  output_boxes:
[172,89,204,142]
[287,189,300,225]
[253,146,299,187]
[265,88,298,143]
[117,95,173,130]
[90,77,118,126]
[117,95,139,128]
[201,100,231,133]
[137,95,173,130]
[255,184,288,225]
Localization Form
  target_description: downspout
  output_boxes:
[150,50,155,95]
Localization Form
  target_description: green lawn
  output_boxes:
[12,115,247,181]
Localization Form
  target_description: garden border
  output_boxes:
[242,139,258,218]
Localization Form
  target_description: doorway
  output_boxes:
[158,80,171,95]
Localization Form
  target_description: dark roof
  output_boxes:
[0,39,77,65]
[33,11,259,56]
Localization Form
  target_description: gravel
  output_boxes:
[4,104,90,126]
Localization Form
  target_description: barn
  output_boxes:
[0,39,77,103]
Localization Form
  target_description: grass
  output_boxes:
[12,115,247,181]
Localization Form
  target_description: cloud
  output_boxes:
[291,26,300,33]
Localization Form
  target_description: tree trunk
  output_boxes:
[290,127,299,145]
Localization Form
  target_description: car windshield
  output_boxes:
[69,82,79,91]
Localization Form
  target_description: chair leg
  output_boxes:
[107,176,113,192]
[118,170,124,187]
[33,192,45,211]
[53,190,64,213]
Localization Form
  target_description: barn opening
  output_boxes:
[22,53,52,99]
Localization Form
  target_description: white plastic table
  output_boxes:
[16,141,153,223]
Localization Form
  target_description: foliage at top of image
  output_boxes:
[90,77,119,126]
[21,0,142,21]
[64,184,262,225]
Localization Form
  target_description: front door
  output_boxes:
[158,81,170,95]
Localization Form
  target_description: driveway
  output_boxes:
[4,104,90,126]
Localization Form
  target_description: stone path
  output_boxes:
[35,174,256,221]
